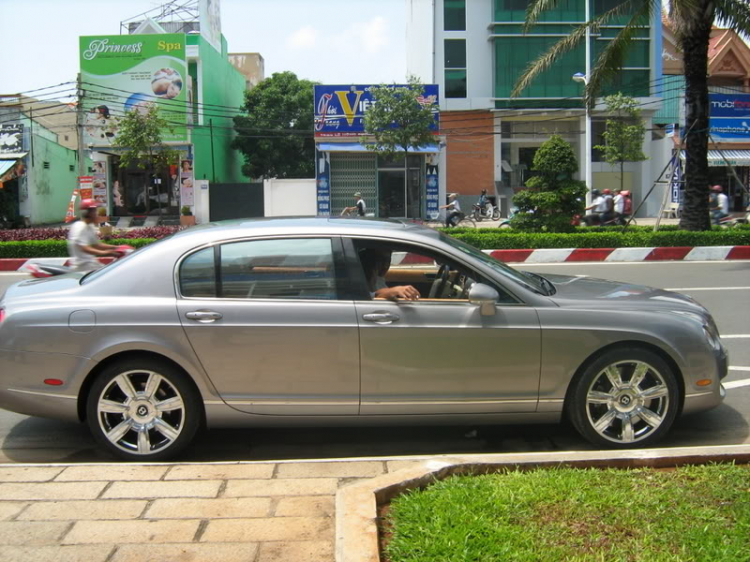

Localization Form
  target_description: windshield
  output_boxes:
[438,232,547,294]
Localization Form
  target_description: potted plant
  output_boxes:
[180,205,196,226]
[98,206,113,236]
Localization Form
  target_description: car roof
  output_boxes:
[169,217,441,244]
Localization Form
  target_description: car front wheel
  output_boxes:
[86,359,201,461]
[568,348,679,448]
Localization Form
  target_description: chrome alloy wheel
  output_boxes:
[585,360,670,444]
[95,370,186,455]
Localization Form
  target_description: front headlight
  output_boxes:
[672,311,722,350]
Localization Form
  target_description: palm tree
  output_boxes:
[512,0,750,231]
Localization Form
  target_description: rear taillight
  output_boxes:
[0,308,4,323]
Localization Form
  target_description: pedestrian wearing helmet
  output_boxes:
[66,199,120,271]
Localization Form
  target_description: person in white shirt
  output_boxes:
[440,193,462,227]
[583,189,609,225]
[67,199,120,271]
[342,192,366,217]
[359,248,420,301]
[710,185,730,224]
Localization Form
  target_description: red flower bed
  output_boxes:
[0,226,183,242]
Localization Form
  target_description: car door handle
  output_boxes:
[185,310,223,323]
[362,312,400,324]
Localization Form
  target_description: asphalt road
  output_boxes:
[0,260,748,464]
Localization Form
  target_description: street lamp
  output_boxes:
[572,72,592,204]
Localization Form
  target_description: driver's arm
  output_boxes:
[374,285,420,301]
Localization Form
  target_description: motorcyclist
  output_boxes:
[582,189,609,226]
[67,199,121,271]
[710,185,729,224]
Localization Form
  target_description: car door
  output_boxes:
[176,236,360,415]
[349,238,542,415]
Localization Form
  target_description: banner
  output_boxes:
[709,94,750,118]
[425,153,440,219]
[80,33,188,147]
[199,0,222,53]
[314,84,440,137]
[92,160,108,206]
[708,118,750,140]
[315,149,331,216]
[180,159,194,206]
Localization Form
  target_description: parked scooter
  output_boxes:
[26,245,135,278]
[471,201,501,221]
[498,208,517,228]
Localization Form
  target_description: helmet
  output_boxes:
[481,189,487,195]
[602,189,612,195]
[79,199,99,211]
[710,185,722,192]
[591,189,601,197]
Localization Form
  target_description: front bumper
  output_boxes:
[682,345,728,415]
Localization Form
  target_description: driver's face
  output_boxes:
[374,252,392,276]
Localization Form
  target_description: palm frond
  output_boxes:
[715,0,750,41]
[668,0,711,42]
[512,0,645,100]
[586,0,657,109]
[523,0,561,33]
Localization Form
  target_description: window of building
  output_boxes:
[444,0,466,31]
[444,39,467,69]
[445,39,467,98]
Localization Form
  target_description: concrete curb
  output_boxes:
[334,444,750,562]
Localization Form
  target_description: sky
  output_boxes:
[0,0,407,97]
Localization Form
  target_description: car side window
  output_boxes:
[219,238,337,300]
[180,247,216,298]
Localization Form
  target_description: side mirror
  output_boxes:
[468,283,499,316]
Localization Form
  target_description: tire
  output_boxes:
[492,208,501,220]
[567,347,679,449]
[86,358,202,461]
[459,216,476,228]
[498,221,511,229]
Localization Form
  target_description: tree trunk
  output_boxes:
[678,6,714,231]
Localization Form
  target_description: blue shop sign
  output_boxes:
[709,93,750,118]
[709,118,750,139]
[314,84,439,137]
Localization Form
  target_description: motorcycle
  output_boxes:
[471,201,501,222]
[498,208,517,228]
[26,245,135,278]
[716,206,749,228]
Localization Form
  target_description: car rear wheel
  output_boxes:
[568,348,679,448]
[86,359,201,461]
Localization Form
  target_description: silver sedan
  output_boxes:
[0,218,728,460]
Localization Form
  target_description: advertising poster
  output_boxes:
[92,160,108,206]
[314,84,440,137]
[78,176,94,200]
[180,159,194,206]
[425,153,440,219]
[709,93,750,140]
[199,0,222,53]
[0,124,24,154]
[80,34,188,147]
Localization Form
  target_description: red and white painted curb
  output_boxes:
[2,246,749,272]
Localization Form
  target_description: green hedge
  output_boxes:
[447,229,750,250]
[1,228,749,258]
[0,239,156,259]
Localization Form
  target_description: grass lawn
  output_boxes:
[384,464,750,562]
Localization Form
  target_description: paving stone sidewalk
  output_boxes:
[0,459,419,562]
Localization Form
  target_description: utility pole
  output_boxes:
[76,73,86,181]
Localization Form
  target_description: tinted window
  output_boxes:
[220,238,337,300]
[444,0,466,31]
[444,39,466,69]
[180,247,216,297]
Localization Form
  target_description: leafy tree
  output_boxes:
[113,104,179,215]
[363,76,437,160]
[512,0,750,231]
[594,93,647,193]
[232,71,317,179]
[510,135,587,232]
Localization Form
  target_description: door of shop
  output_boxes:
[377,155,422,219]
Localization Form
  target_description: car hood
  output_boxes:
[541,273,707,315]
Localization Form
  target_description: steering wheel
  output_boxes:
[428,264,451,298]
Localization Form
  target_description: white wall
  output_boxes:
[263,178,317,217]
[405,0,435,83]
